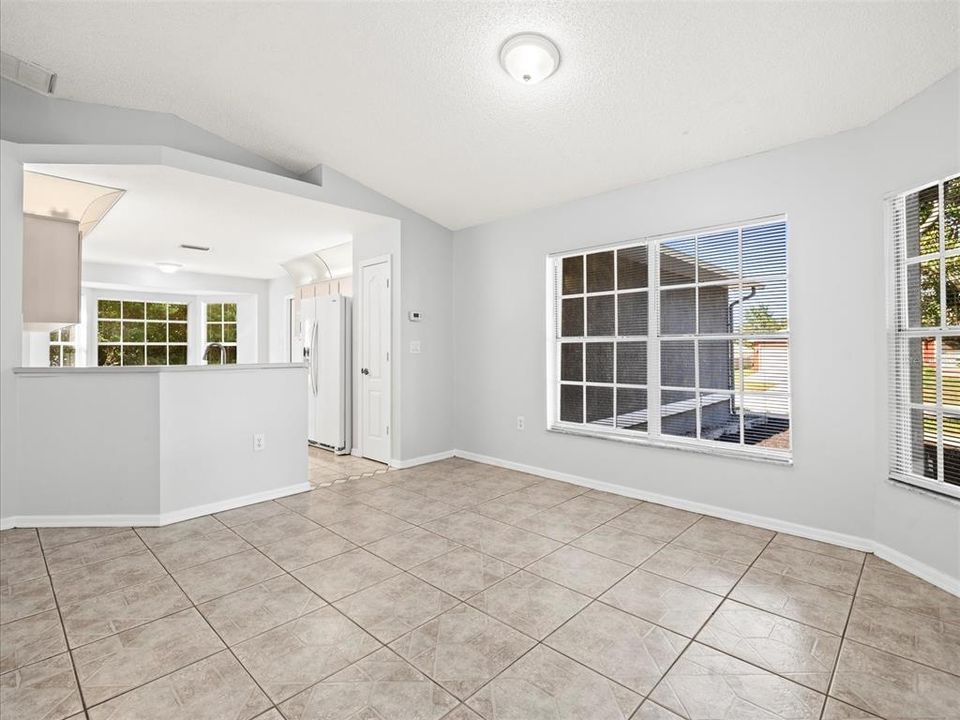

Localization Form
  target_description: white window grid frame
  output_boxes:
[203,302,239,364]
[546,214,792,464]
[48,326,78,367]
[887,174,960,500]
[96,299,190,367]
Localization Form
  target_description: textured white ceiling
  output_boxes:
[2,2,958,230]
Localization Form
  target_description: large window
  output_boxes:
[550,217,790,461]
[49,326,77,367]
[205,302,237,364]
[889,174,960,498]
[97,299,188,366]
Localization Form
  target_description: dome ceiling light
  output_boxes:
[499,33,560,85]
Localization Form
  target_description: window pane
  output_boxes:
[49,329,59,342]
[61,326,75,342]
[560,384,583,423]
[122,301,145,319]
[918,185,941,255]
[225,346,237,364]
[207,303,223,321]
[223,303,237,322]
[907,336,936,405]
[224,323,237,343]
[208,323,223,342]
[98,345,121,366]
[123,345,145,366]
[586,386,613,427]
[698,284,738,335]
[700,393,740,444]
[742,222,787,278]
[660,287,695,335]
[617,292,648,336]
[146,302,167,320]
[946,256,960,327]
[616,388,647,431]
[168,304,188,321]
[585,343,613,383]
[907,260,941,328]
[909,408,937,479]
[617,246,647,289]
[99,321,121,342]
[62,346,75,367]
[616,341,646,384]
[98,299,121,319]
[737,279,789,334]
[742,396,791,450]
[561,298,583,337]
[699,338,736,392]
[661,340,695,388]
[944,337,960,408]
[168,346,188,366]
[562,256,583,295]
[698,229,739,282]
[945,413,960,486]
[146,322,166,343]
[561,343,583,381]
[49,346,60,367]
[169,323,188,343]
[147,346,167,366]
[661,389,696,437]
[586,251,614,293]
[660,237,696,286]
[586,295,615,336]
[123,321,145,342]
[946,177,960,251]
[742,339,789,395]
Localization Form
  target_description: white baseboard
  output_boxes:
[454,449,959,596]
[351,448,363,458]
[0,481,312,530]
[390,450,456,470]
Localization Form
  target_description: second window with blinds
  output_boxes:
[551,217,791,461]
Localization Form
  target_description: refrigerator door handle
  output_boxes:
[312,323,320,396]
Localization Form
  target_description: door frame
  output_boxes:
[356,254,392,462]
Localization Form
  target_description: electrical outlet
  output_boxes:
[516,416,525,430]
[253,433,266,452]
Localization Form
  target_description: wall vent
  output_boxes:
[1,51,57,95]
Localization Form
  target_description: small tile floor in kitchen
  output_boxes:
[1,457,958,720]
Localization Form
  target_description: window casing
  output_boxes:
[889,174,960,498]
[205,302,238,364]
[549,216,791,462]
[97,299,189,366]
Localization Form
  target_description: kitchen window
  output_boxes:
[888,174,960,498]
[549,216,791,462]
[97,299,188,366]
[49,326,77,367]
[205,302,238,364]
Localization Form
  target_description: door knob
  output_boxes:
[361,367,370,375]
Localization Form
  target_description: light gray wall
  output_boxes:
[453,71,960,581]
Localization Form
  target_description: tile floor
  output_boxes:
[1,457,958,720]
[307,447,388,489]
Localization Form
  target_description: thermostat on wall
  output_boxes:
[408,311,423,322]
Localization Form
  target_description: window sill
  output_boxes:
[887,474,960,503]
[548,423,793,466]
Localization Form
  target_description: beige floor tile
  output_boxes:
[0,608,67,673]
[0,652,82,720]
[845,595,960,676]
[442,704,484,720]
[572,524,665,566]
[1,528,39,545]
[830,639,960,719]
[366,527,459,570]
[279,646,458,720]
[86,650,271,720]
[410,547,516,600]
[650,642,825,719]
[135,516,225,548]
[545,601,688,694]
[59,575,190,648]
[0,574,56,624]
[214,499,288,528]
[608,503,701,542]
[753,543,862,594]
[150,527,251,571]
[38,527,127,550]
[0,543,47,587]
[424,511,562,567]
[641,544,748,595]
[474,494,552,524]
[527,546,633,597]
[581,488,642,511]
[769,533,866,564]
[50,550,166,607]
[198,574,326,646]
[631,701,685,719]
[327,474,394,496]
[820,698,882,719]
[258,526,356,571]
[515,495,624,542]
[324,507,415,545]
[72,607,224,706]
[467,643,641,720]
[293,547,400,602]
[600,568,722,637]
[671,519,770,565]
[466,570,591,640]
[276,489,368,526]
[356,485,458,524]
[253,711,285,720]
[857,561,960,625]
[233,605,381,702]
[729,566,853,635]
[43,529,147,576]
[391,603,535,699]
[862,553,909,575]
[231,511,322,548]
[171,549,283,604]
[696,599,841,692]
[334,573,459,643]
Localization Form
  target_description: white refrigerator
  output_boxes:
[301,294,351,454]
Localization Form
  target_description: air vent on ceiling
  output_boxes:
[1,51,57,95]
[179,243,211,252]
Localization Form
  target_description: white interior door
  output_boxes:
[359,258,391,463]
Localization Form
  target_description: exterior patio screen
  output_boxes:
[550,217,791,462]
[888,174,960,499]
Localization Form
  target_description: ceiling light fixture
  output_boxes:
[179,243,210,252]
[499,33,560,85]
[155,262,183,274]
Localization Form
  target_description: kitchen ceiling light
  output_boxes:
[155,262,183,274]
[499,33,560,85]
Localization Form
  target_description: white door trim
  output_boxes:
[357,254,392,461]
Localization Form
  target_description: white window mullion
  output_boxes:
[649,242,662,438]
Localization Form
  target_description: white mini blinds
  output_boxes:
[550,217,791,462]
[888,174,960,499]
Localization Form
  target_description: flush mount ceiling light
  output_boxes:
[499,33,560,84]
[155,262,183,274]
